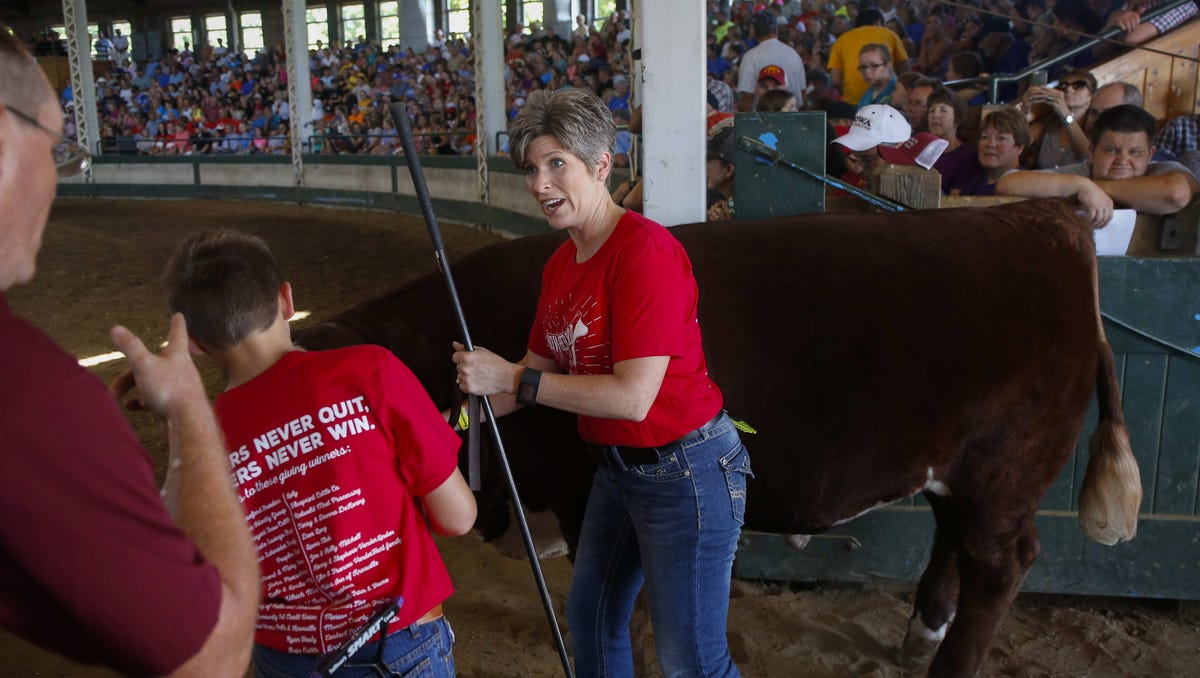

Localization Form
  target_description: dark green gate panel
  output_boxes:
[732,112,826,220]
[735,258,1200,600]
[1155,357,1200,514]
[735,512,1200,599]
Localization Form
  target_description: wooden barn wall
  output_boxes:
[1092,20,1200,122]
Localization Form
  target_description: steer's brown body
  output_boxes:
[297,200,1141,677]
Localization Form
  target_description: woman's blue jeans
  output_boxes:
[568,412,751,678]
[251,617,455,678]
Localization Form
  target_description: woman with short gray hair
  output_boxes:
[453,88,749,677]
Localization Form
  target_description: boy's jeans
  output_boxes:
[252,617,455,678]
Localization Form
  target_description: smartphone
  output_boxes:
[1030,70,1047,88]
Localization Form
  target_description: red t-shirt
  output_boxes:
[528,211,723,447]
[0,293,220,676]
[214,346,461,654]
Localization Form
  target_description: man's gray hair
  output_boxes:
[508,88,616,173]
[1103,81,1144,108]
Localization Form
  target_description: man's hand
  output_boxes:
[1108,8,1144,33]
[109,313,207,419]
[1075,180,1115,228]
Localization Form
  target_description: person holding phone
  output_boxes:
[1020,68,1096,169]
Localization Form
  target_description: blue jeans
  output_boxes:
[252,617,456,678]
[568,412,751,678]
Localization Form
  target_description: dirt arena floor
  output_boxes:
[5,198,1199,677]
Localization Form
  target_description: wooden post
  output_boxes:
[872,164,942,209]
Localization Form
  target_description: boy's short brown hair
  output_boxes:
[162,229,283,350]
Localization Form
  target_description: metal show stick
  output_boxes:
[388,102,575,678]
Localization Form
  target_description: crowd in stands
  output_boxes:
[34,10,635,157]
[25,0,1200,212]
[698,0,1200,217]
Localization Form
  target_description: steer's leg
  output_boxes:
[926,512,1040,678]
[903,493,961,661]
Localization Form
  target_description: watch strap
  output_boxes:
[516,368,542,406]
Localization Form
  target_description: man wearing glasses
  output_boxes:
[0,29,258,676]
[855,43,897,110]
[826,8,909,106]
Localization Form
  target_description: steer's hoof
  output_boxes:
[901,614,948,665]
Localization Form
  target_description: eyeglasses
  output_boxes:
[5,105,91,177]
[857,62,888,72]
[1056,81,1091,92]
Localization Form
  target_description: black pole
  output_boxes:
[388,102,575,678]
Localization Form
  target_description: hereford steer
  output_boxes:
[296,199,1142,678]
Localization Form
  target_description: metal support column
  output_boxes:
[475,0,506,202]
[282,0,312,185]
[228,0,242,52]
[62,0,99,182]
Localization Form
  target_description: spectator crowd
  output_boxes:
[36,11,636,157]
[23,0,1200,212]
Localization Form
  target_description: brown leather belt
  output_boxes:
[415,603,444,625]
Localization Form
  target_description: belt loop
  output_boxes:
[607,445,630,471]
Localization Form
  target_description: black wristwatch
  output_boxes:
[516,368,542,406]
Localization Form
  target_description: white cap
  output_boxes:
[833,104,911,151]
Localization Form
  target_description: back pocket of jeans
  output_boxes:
[719,443,752,524]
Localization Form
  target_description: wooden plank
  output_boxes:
[1145,60,1172,121]
[1153,356,1200,515]
[939,195,1024,208]
[733,512,1200,599]
[1167,46,1199,119]
[1089,21,1200,118]
[1122,355,1168,509]
[1092,21,1200,101]
[874,165,941,209]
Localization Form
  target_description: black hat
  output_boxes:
[707,125,736,164]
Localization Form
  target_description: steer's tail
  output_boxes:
[1077,268,1142,544]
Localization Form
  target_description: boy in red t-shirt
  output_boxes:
[162,229,476,677]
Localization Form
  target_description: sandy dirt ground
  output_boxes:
[4,198,1198,678]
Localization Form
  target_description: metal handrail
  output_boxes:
[940,0,1196,103]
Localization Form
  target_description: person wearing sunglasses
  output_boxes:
[1020,68,1096,170]
[0,28,259,677]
